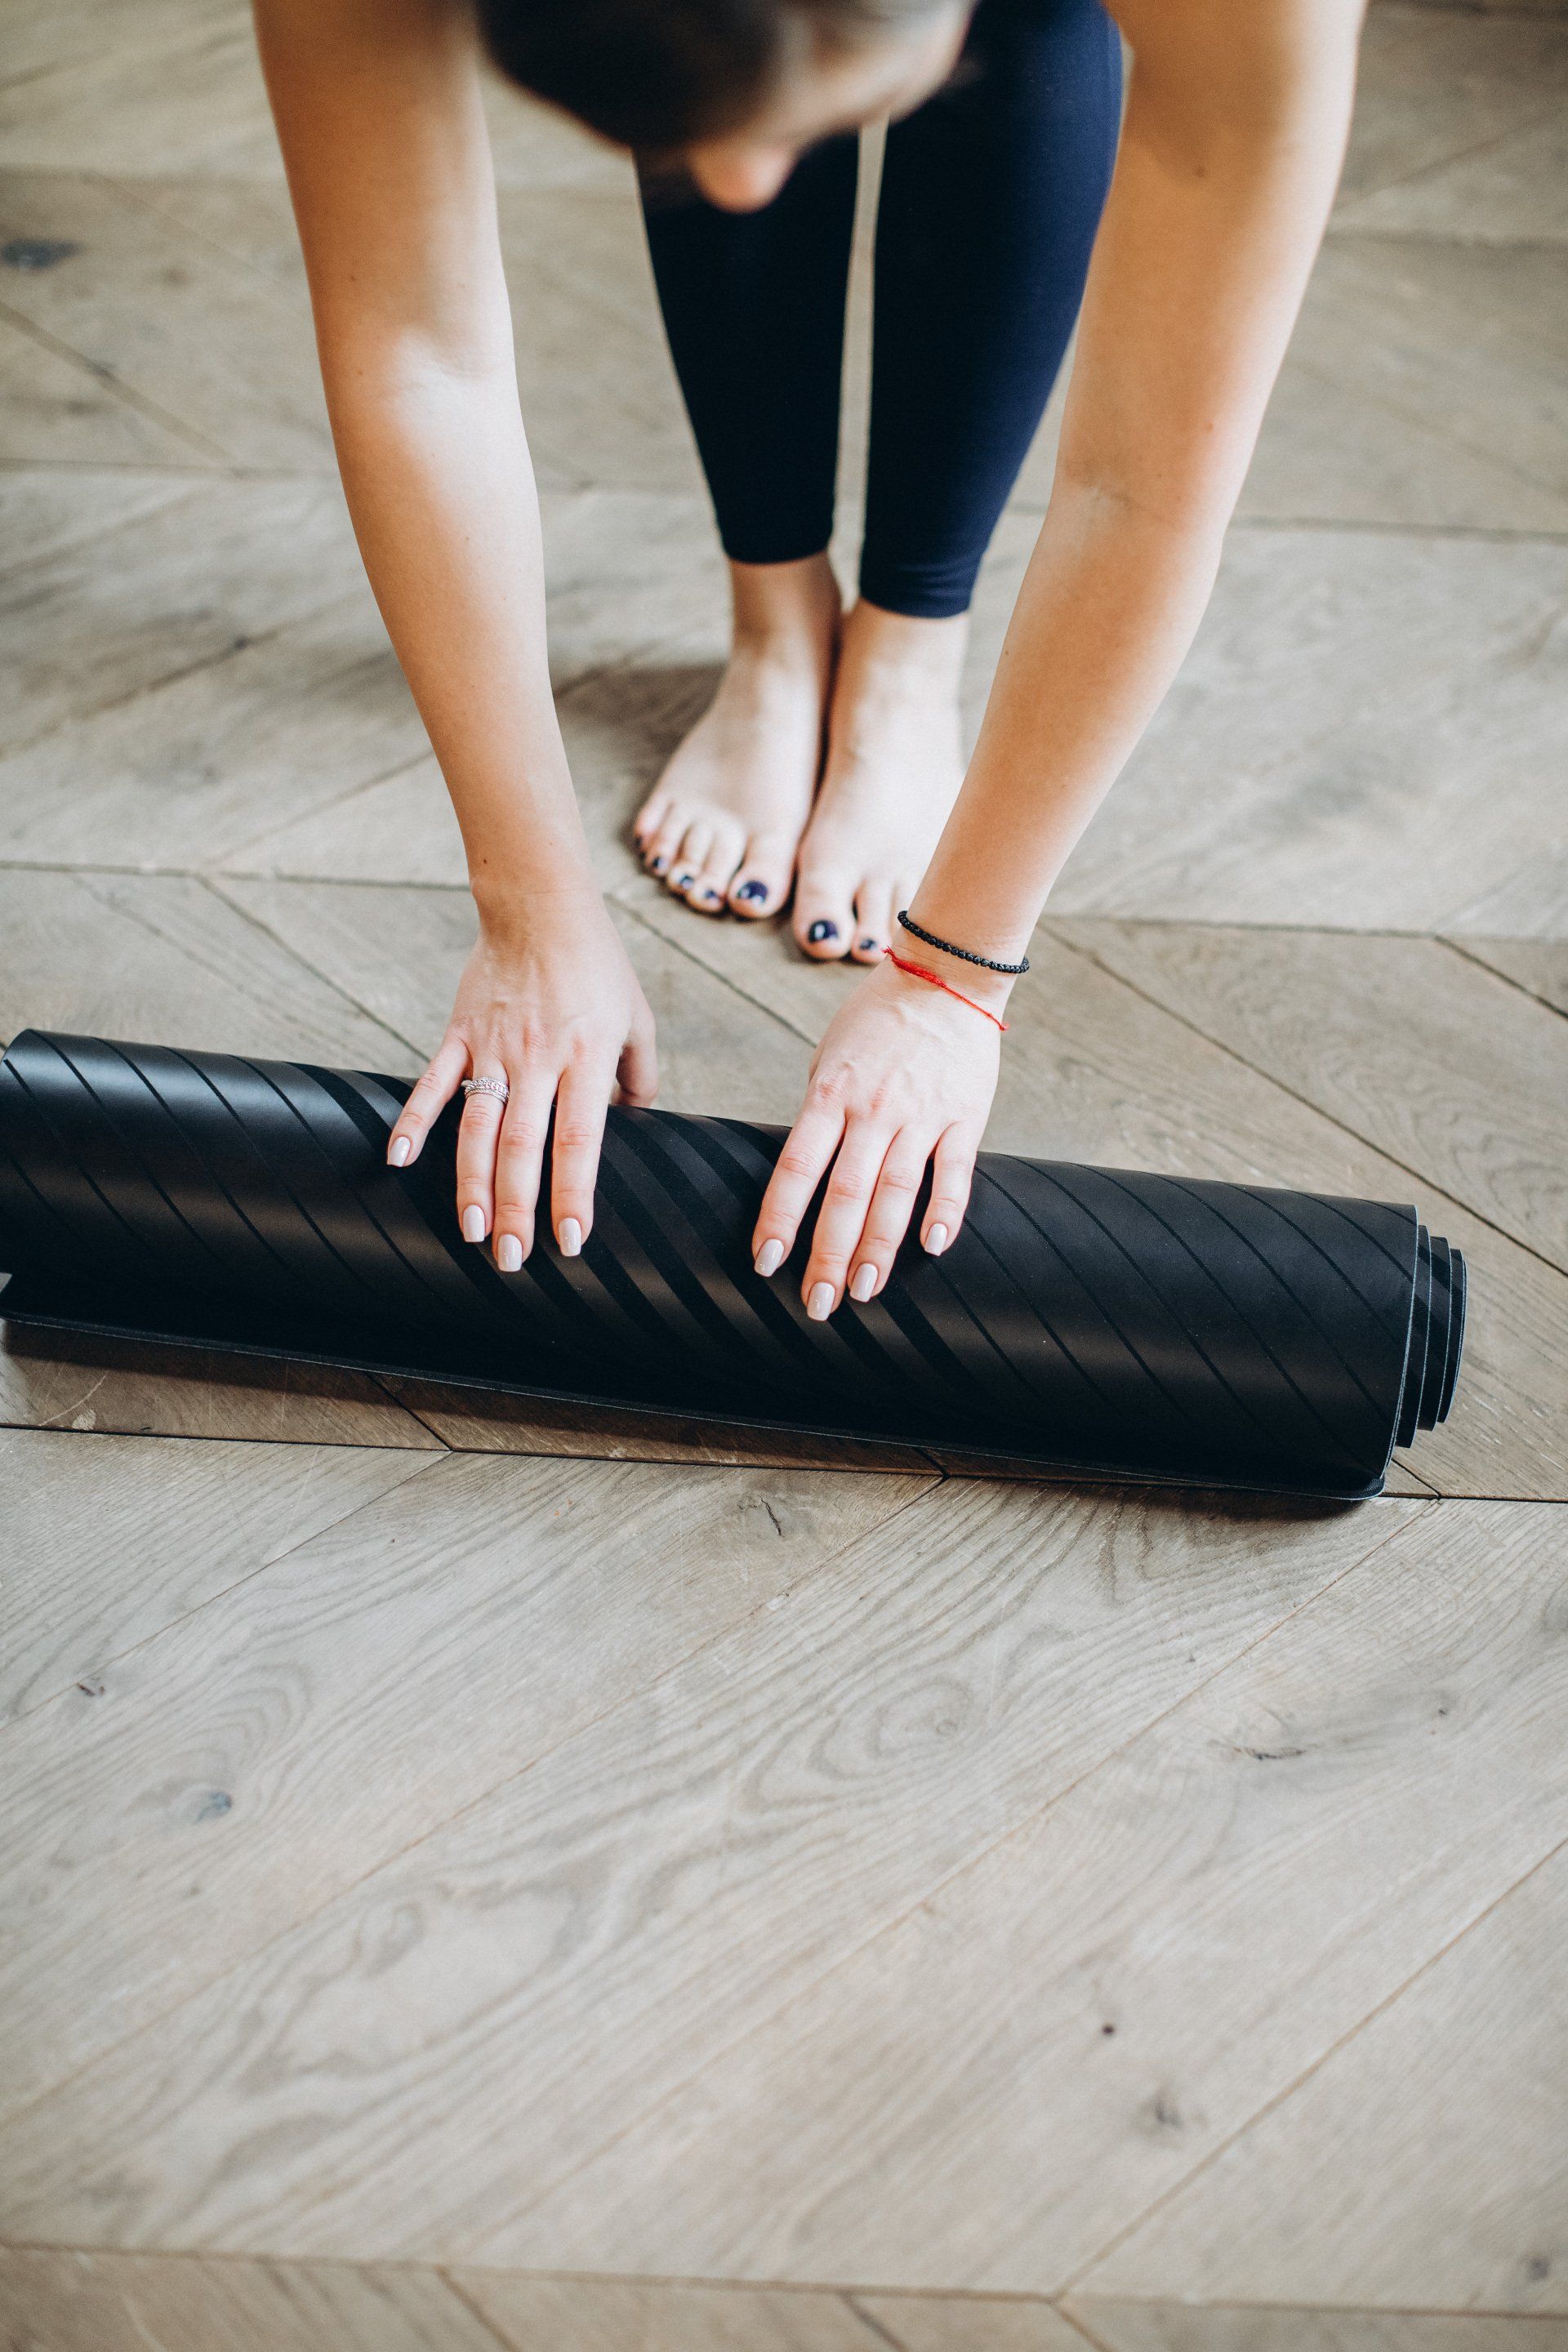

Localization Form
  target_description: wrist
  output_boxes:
[471,866,607,939]
[895,905,1028,1011]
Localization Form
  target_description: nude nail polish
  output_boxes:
[807,1281,835,1321]
[496,1232,522,1272]
[388,1134,412,1167]
[754,1236,785,1277]
[924,1223,949,1255]
[461,1205,485,1243]
[849,1262,877,1302]
[559,1216,583,1257]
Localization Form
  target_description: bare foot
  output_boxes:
[633,555,840,920]
[792,599,969,964]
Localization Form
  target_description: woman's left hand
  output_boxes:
[753,956,1004,1317]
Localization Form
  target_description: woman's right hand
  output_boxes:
[385,888,658,1269]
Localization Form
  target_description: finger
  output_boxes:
[387,1036,469,1168]
[614,1004,659,1107]
[922,1122,982,1256]
[549,1055,615,1254]
[751,1099,844,1279]
[847,1129,938,1299]
[801,1120,899,1316]
[453,1067,510,1243]
[490,1077,555,1270]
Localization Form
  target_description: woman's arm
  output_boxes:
[755,0,1365,1315]
[255,0,655,1266]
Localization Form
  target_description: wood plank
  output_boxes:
[616,894,1568,1501]
[0,2247,504,2352]
[212,878,813,1119]
[0,309,204,467]
[0,599,427,870]
[1447,938,1568,1021]
[0,1451,929,2120]
[855,2294,1091,2350]
[1084,1841,1568,2313]
[387,1379,937,1476]
[0,1320,445,1451]
[0,476,368,756]
[1062,2304,1568,2351]
[0,173,330,468]
[0,13,278,175]
[457,2271,880,2350]
[1443,853,1568,946]
[0,869,415,1069]
[1031,525,1568,935]
[1339,112,1568,247]
[1049,923,1568,1272]
[469,1499,1566,2292]
[1334,4,1568,207]
[0,1428,435,1724]
[0,1483,1416,2256]
[0,466,192,575]
[0,0,256,93]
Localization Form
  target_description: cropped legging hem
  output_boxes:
[639,0,1123,621]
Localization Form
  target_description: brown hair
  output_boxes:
[475,0,948,150]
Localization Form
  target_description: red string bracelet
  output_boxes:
[884,947,1009,1033]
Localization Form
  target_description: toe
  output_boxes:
[792,869,855,961]
[849,880,895,964]
[666,821,713,900]
[632,786,669,853]
[644,804,687,880]
[686,825,745,915]
[728,831,795,920]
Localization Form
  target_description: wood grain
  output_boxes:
[0,1484,1415,2256]
[856,2294,1092,2350]
[616,898,1568,1501]
[1062,2305,1568,2352]
[0,1452,928,2120]
[0,309,204,467]
[0,2247,504,2352]
[0,1428,435,1723]
[1083,1840,1568,2313]
[0,475,368,759]
[456,2271,880,2350]
[1448,938,1568,1021]
[0,172,328,465]
[1051,922,1568,1272]
[474,1500,1566,2292]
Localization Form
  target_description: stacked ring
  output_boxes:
[461,1076,510,1105]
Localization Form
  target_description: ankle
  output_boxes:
[728,555,841,664]
[838,598,969,691]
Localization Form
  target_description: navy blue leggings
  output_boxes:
[639,0,1122,620]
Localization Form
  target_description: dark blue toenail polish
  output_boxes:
[858,936,877,953]
[653,856,669,874]
[808,920,839,946]
[702,886,722,903]
[736,879,768,904]
[674,871,694,889]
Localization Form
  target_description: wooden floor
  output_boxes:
[2,1,1566,2344]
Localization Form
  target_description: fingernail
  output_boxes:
[496,1232,523,1272]
[461,1205,486,1243]
[925,1223,949,1255]
[736,879,768,905]
[807,920,839,946]
[559,1216,583,1258]
[807,1281,835,1321]
[754,1236,785,1277]
[849,1262,877,1303]
[388,1134,412,1168]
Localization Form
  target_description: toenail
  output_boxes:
[736,879,768,904]
[652,856,669,874]
[858,936,877,953]
[702,885,723,903]
[808,920,839,945]
[674,871,695,889]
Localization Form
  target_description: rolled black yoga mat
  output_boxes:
[0,1030,1464,1499]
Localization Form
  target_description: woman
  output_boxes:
[255,0,1363,1321]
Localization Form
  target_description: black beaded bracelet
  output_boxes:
[896,910,1030,976]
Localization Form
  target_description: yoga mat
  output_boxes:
[0,1030,1464,1498]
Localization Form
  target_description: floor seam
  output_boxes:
[448,1499,1429,2261]
[0,291,229,461]
[1057,1828,1568,2300]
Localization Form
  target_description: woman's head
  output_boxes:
[475,0,970,209]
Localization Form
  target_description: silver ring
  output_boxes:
[461,1075,510,1105]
